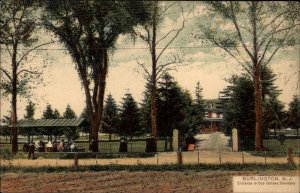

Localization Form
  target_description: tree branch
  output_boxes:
[257,10,291,37]
[158,1,178,17]
[156,4,188,62]
[17,69,42,76]
[258,39,272,66]
[16,41,54,67]
[4,44,12,57]
[211,37,254,77]
[229,2,254,61]
[0,68,12,82]
[258,23,300,49]
[156,54,181,76]
[264,28,291,66]
[137,60,151,79]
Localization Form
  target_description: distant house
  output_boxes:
[203,99,223,131]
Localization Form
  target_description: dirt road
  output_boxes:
[1,170,299,193]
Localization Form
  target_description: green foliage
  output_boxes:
[260,65,281,101]
[220,65,284,150]
[157,74,193,137]
[63,105,78,141]
[43,1,152,150]
[141,75,202,137]
[220,75,256,150]
[119,93,141,138]
[19,101,36,142]
[262,97,285,137]
[79,107,90,136]
[101,94,120,140]
[140,82,153,134]
[0,0,45,98]
[0,149,14,162]
[287,96,300,134]
[0,116,11,142]
[184,82,206,134]
[41,105,62,141]
[196,1,300,150]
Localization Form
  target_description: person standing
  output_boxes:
[28,141,35,159]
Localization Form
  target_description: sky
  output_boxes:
[1,2,299,121]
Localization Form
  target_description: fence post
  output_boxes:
[131,143,133,153]
[219,151,222,165]
[197,150,200,165]
[287,148,293,163]
[177,149,182,165]
[74,153,79,168]
[242,152,244,165]
[264,150,267,165]
[157,153,159,165]
[164,137,168,151]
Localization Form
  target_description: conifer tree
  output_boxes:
[63,105,78,141]
[119,93,141,139]
[102,94,120,141]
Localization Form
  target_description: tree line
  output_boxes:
[220,65,300,150]
[1,74,206,143]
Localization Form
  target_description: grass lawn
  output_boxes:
[263,139,300,153]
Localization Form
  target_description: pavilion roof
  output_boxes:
[9,118,88,128]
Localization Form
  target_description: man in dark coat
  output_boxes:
[28,141,35,159]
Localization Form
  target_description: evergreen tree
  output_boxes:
[140,82,160,135]
[185,82,206,134]
[20,101,36,142]
[80,107,90,140]
[260,65,281,101]
[42,105,55,141]
[63,105,78,141]
[102,94,120,141]
[24,101,35,120]
[263,97,285,137]
[119,93,141,138]
[220,76,256,150]
[157,74,193,137]
[42,105,54,119]
[287,96,300,135]
[1,115,12,142]
[52,109,63,140]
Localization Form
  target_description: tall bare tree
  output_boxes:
[0,1,52,152]
[196,1,299,150]
[43,0,151,151]
[136,1,191,151]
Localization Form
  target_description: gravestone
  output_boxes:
[232,128,238,152]
[173,129,179,151]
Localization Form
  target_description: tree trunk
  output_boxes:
[147,4,158,152]
[11,43,18,153]
[109,130,112,141]
[251,2,264,151]
[89,49,108,152]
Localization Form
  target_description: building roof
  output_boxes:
[9,118,87,128]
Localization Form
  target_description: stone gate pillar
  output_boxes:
[173,129,179,151]
[232,128,238,152]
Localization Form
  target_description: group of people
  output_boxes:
[23,139,77,159]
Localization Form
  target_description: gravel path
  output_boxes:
[195,132,231,151]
